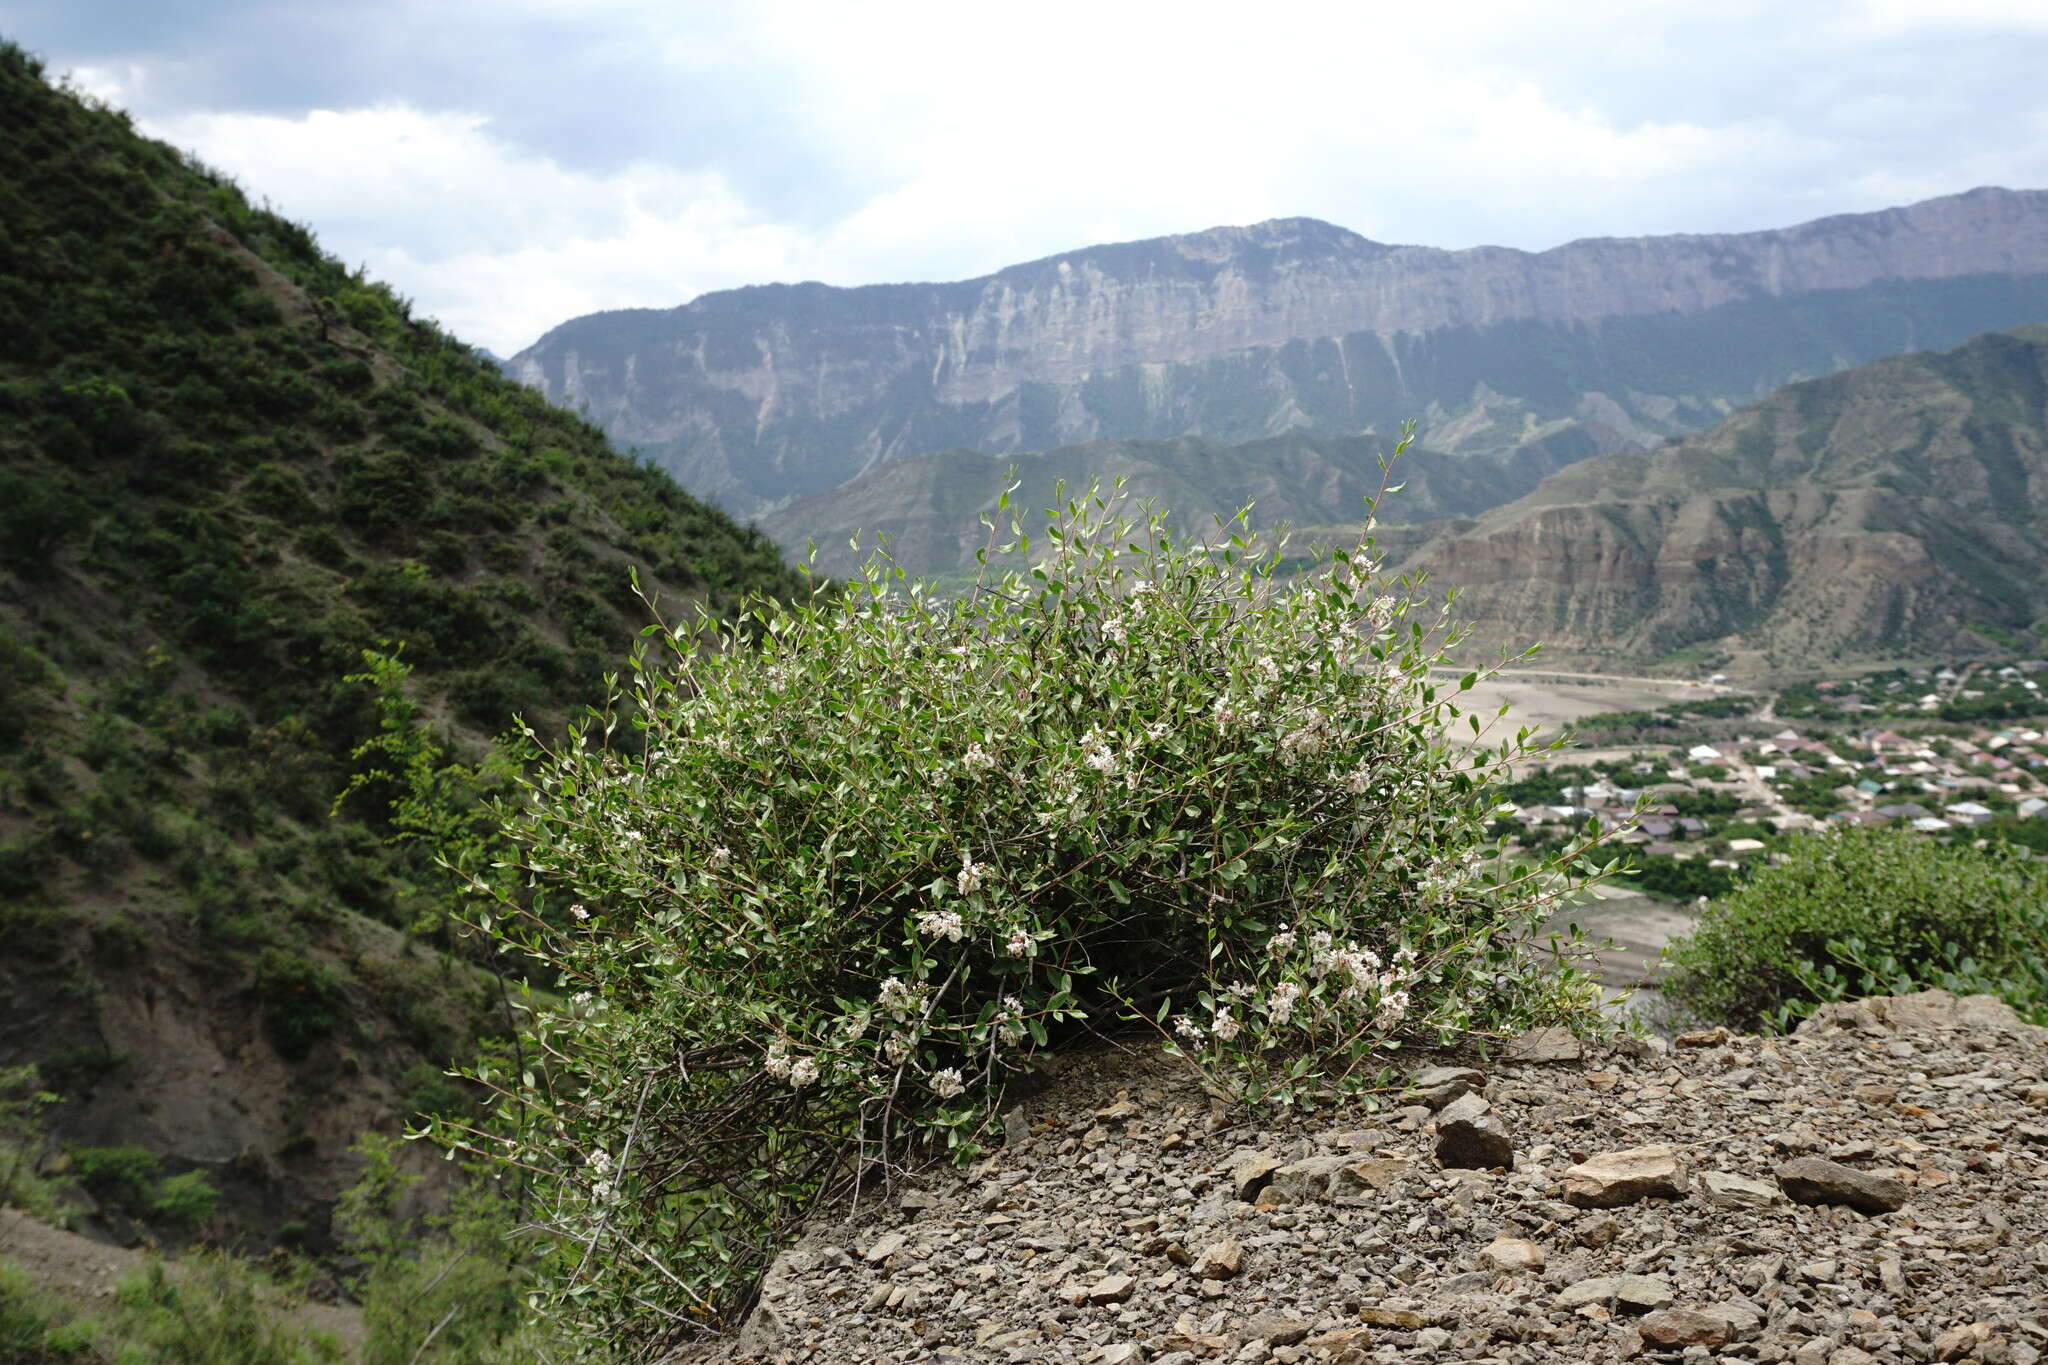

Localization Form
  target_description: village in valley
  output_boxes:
[1497,659,2048,903]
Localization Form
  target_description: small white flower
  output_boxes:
[1373,989,1410,1030]
[962,742,996,773]
[956,852,988,896]
[916,908,965,942]
[930,1067,966,1100]
[1210,1007,1240,1042]
[590,1178,615,1202]
[1005,927,1033,957]
[570,904,589,921]
[1101,615,1128,646]
[1255,655,1280,683]
[1268,925,1297,953]
[1079,729,1120,776]
[1145,720,1171,743]
[878,977,923,1017]
[1344,766,1373,795]
[763,1044,793,1080]
[884,1034,912,1063]
[586,1148,613,1175]
[707,845,732,869]
[788,1057,820,1088]
[1172,1014,1205,1042]
[1267,982,1301,1025]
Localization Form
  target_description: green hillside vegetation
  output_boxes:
[0,37,798,1250]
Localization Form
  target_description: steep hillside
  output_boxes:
[759,429,1576,578]
[0,42,799,1245]
[1407,326,2048,668]
[511,189,2048,515]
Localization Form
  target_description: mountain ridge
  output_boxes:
[511,187,2048,515]
[1404,324,2048,667]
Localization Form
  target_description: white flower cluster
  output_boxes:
[1278,707,1330,764]
[916,908,965,941]
[1079,728,1120,776]
[764,1041,818,1088]
[1101,615,1128,647]
[1004,927,1033,958]
[877,976,927,1018]
[961,741,996,773]
[956,851,988,896]
[929,1067,966,1100]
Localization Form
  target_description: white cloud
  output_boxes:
[86,0,2048,355]
[141,104,817,353]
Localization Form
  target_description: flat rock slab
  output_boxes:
[1774,1156,1909,1214]
[1698,1170,1784,1209]
[1557,1274,1675,1314]
[1507,1025,1584,1063]
[1562,1144,1686,1207]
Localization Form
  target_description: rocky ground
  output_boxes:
[689,992,2048,1365]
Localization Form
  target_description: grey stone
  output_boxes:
[1774,1157,1909,1214]
[1508,1026,1584,1063]
[1265,1155,1356,1203]
[1698,1171,1784,1209]
[1555,1274,1675,1314]
[1232,1152,1284,1203]
[1434,1093,1515,1170]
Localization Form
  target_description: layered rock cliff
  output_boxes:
[511,188,2048,515]
[1405,326,2048,666]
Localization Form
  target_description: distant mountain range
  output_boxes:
[1405,325,2048,667]
[512,188,2048,516]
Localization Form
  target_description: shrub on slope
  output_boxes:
[452,481,1612,1354]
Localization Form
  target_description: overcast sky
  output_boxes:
[16,0,2048,356]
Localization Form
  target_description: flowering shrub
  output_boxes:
[442,467,1610,1356]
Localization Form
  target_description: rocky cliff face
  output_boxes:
[512,188,2048,515]
[1405,327,2048,666]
